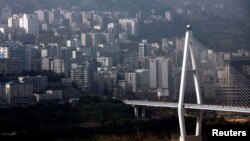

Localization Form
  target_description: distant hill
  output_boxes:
[0,0,249,51]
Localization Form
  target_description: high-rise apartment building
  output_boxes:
[0,47,9,58]
[138,40,150,64]
[149,57,172,96]
[34,10,48,22]
[119,19,138,36]
[125,72,137,93]
[71,62,91,91]
[1,5,11,24]
[8,15,20,29]
[81,33,92,47]
[19,14,39,34]
[50,58,65,74]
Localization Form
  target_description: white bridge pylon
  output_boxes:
[178,25,203,141]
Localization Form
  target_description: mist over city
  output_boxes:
[0,0,249,141]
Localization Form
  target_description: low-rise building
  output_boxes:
[61,78,72,87]
[0,83,7,106]
[0,58,21,74]
[18,76,48,92]
[97,56,113,67]
[5,82,33,106]
[34,90,62,103]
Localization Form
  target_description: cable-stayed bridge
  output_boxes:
[123,25,250,141]
[124,100,250,113]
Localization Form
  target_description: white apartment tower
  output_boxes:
[149,57,172,91]
[138,40,150,64]
[125,72,137,93]
[149,59,157,88]
[0,47,9,58]
[19,14,39,34]
[71,62,91,91]
[8,15,20,28]
[81,33,92,47]
[119,19,138,36]
[34,10,48,22]
[50,58,65,74]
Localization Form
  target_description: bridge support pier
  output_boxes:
[141,107,146,118]
[195,111,203,136]
[178,111,203,141]
[179,135,202,141]
[133,106,146,118]
[134,106,139,118]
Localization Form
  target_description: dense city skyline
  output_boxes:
[0,1,249,141]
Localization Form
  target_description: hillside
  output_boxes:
[0,0,249,51]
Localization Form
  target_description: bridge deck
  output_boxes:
[124,100,250,113]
